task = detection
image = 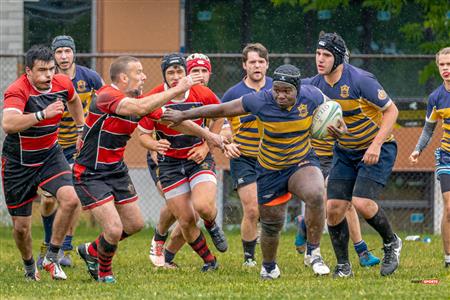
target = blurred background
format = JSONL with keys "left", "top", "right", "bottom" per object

{"left": 1, "top": 0, "right": 449, "bottom": 234}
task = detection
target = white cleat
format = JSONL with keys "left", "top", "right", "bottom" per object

{"left": 260, "top": 264, "right": 281, "bottom": 280}
{"left": 243, "top": 258, "right": 257, "bottom": 267}
{"left": 149, "top": 236, "right": 165, "bottom": 267}
{"left": 304, "top": 248, "right": 330, "bottom": 276}
{"left": 42, "top": 256, "right": 67, "bottom": 280}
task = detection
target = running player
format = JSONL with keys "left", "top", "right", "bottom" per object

{"left": 1, "top": 45, "right": 85, "bottom": 281}
{"left": 221, "top": 43, "right": 273, "bottom": 266}
{"left": 409, "top": 47, "right": 450, "bottom": 268}
{"left": 163, "top": 64, "right": 332, "bottom": 279}
{"left": 73, "top": 56, "right": 222, "bottom": 283}
{"left": 140, "top": 53, "right": 226, "bottom": 271}
{"left": 37, "top": 35, "right": 104, "bottom": 268}
{"left": 310, "top": 32, "right": 401, "bottom": 277}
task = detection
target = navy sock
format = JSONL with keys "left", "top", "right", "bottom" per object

{"left": 306, "top": 242, "right": 319, "bottom": 255}
{"left": 262, "top": 261, "right": 276, "bottom": 272}
{"left": 365, "top": 208, "right": 395, "bottom": 244}
{"left": 353, "top": 240, "right": 368, "bottom": 256}
{"left": 47, "top": 243, "right": 61, "bottom": 262}
{"left": 328, "top": 219, "right": 350, "bottom": 264}
{"left": 154, "top": 228, "right": 168, "bottom": 242}
{"left": 164, "top": 249, "right": 176, "bottom": 263}
{"left": 42, "top": 211, "right": 56, "bottom": 245}
{"left": 62, "top": 235, "right": 73, "bottom": 251}
{"left": 23, "top": 257, "right": 35, "bottom": 274}
{"left": 242, "top": 239, "right": 257, "bottom": 260}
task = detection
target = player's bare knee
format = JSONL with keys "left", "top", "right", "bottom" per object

{"left": 303, "top": 190, "right": 324, "bottom": 210}
{"left": 178, "top": 214, "right": 197, "bottom": 229}
{"left": 244, "top": 206, "right": 259, "bottom": 223}
{"left": 13, "top": 222, "right": 30, "bottom": 238}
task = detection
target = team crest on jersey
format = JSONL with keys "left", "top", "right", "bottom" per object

{"left": 298, "top": 104, "right": 308, "bottom": 117}
{"left": 340, "top": 85, "right": 350, "bottom": 98}
{"left": 201, "top": 161, "right": 210, "bottom": 170}
{"left": 378, "top": 89, "right": 387, "bottom": 100}
{"left": 128, "top": 182, "right": 136, "bottom": 194}
{"left": 77, "top": 80, "right": 87, "bottom": 92}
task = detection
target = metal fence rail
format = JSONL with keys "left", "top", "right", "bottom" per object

{"left": 0, "top": 53, "right": 443, "bottom": 235}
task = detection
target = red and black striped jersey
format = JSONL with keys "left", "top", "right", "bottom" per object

{"left": 2, "top": 74, "right": 75, "bottom": 166}
{"left": 76, "top": 85, "right": 162, "bottom": 171}
{"left": 138, "top": 84, "right": 220, "bottom": 159}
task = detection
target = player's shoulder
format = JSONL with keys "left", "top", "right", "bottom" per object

{"left": 97, "top": 84, "right": 117, "bottom": 95}
{"left": 75, "top": 64, "right": 102, "bottom": 81}
{"left": 222, "top": 80, "right": 248, "bottom": 100}
{"left": 5, "top": 74, "right": 29, "bottom": 93}
{"left": 429, "top": 84, "right": 447, "bottom": 101}
{"left": 346, "top": 64, "right": 377, "bottom": 84}
{"left": 53, "top": 73, "right": 73, "bottom": 90}
{"left": 300, "top": 84, "right": 323, "bottom": 97}
{"left": 190, "top": 84, "right": 213, "bottom": 95}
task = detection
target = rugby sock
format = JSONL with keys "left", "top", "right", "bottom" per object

{"left": 154, "top": 228, "right": 168, "bottom": 242}
{"left": 353, "top": 240, "right": 368, "bottom": 256}
{"left": 23, "top": 257, "right": 35, "bottom": 274}
{"left": 120, "top": 231, "right": 130, "bottom": 241}
{"left": 42, "top": 211, "right": 56, "bottom": 245}
{"left": 62, "top": 235, "right": 73, "bottom": 251}
{"left": 189, "top": 232, "right": 215, "bottom": 263}
{"left": 306, "top": 242, "right": 319, "bottom": 255}
{"left": 445, "top": 254, "right": 450, "bottom": 263}
{"left": 365, "top": 208, "right": 396, "bottom": 244}
{"left": 98, "top": 235, "right": 117, "bottom": 278}
{"left": 328, "top": 219, "right": 350, "bottom": 264}
{"left": 262, "top": 261, "right": 276, "bottom": 273}
{"left": 300, "top": 218, "right": 307, "bottom": 238}
{"left": 164, "top": 249, "right": 176, "bottom": 263}
{"left": 47, "top": 243, "right": 61, "bottom": 262}
{"left": 242, "top": 238, "right": 257, "bottom": 260}
{"left": 203, "top": 218, "right": 215, "bottom": 230}
{"left": 88, "top": 235, "right": 100, "bottom": 257}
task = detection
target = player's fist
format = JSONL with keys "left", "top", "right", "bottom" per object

{"left": 409, "top": 150, "right": 420, "bottom": 165}
{"left": 44, "top": 100, "right": 65, "bottom": 119}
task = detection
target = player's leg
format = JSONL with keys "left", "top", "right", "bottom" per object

{"left": 352, "top": 142, "right": 401, "bottom": 276}
{"left": 231, "top": 156, "right": 259, "bottom": 265}
{"left": 37, "top": 193, "right": 57, "bottom": 268}
{"left": 150, "top": 204, "right": 176, "bottom": 267}
{"left": 288, "top": 165, "right": 329, "bottom": 275}
{"left": 438, "top": 173, "right": 450, "bottom": 267}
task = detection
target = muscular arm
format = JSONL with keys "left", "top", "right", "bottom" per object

{"left": 371, "top": 102, "right": 399, "bottom": 147}
{"left": 414, "top": 121, "right": 437, "bottom": 153}
{"left": 2, "top": 111, "right": 40, "bottom": 134}
{"left": 66, "top": 92, "right": 85, "bottom": 126}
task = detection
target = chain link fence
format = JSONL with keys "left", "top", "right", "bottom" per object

{"left": 0, "top": 53, "right": 444, "bottom": 235}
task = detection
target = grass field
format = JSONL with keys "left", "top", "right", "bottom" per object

{"left": 0, "top": 225, "right": 449, "bottom": 299}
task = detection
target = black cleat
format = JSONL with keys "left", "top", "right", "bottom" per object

{"left": 201, "top": 258, "right": 219, "bottom": 272}
{"left": 332, "top": 263, "right": 353, "bottom": 278}
{"left": 76, "top": 243, "right": 98, "bottom": 280}
{"left": 380, "top": 235, "right": 402, "bottom": 276}
{"left": 206, "top": 224, "right": 228, "bottom": 253}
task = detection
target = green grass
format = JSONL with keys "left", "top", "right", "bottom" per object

{"left": 0, "top": 225, "right": 449, "bottom": 299}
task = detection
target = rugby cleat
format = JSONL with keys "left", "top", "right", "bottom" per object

{"left": 242, "top": 258, "right": 257, "bottom": 267}
{"left": 98, "top": 275, "right": 116, "bottom": 283}
{"left": 304, "top": 248, "right": 330, "bottom": 275}
{"left": 36, "top": 242, "right": 48, "bottom": 269}
{"left": 76, "top": 243, "right": 98, "bottom": 280}
{"left": 359, "top": 250, "right": 380, "bottom": 267}
{"left": 59, "top": 250, "right": 73, "bottom": 267}
{"left": 206, "top": 224, "right": 228, "bottom": 253}
{"left": 149, "top": 236, "right": 165, "bottom": 267}
{"left": 333, "top": 263, "right": 353, "bottom": 278}
{"left": 201, "top": 258, "right": 219, "bottom": 272}
{"left": 260, "top": 264, "right": 281, "bottom": 280}
{"left": 42, "top": 256, "right": 67, "bottom": 280}
{"left": 380, "top": 235, "right": 402, "bottom": 276}
{"left": 163, "top": 261, "right": 179, "bottom": 269}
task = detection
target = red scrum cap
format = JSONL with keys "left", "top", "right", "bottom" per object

{"left": 186, "top": 53, "right": 211, "bottom": 73}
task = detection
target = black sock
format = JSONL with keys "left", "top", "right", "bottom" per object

{"left": 328, "top": 219, "right": 350, "bottom": 265}
{"left": 46, "top": 243, "right": 61, "bottom": 262}
{"left": 365, "top": 208, "right": 395, "bottom": 244}
{"left": 164, "top": 249, "right": 176, "bottom": 263}
{"left": 154, "top": 228, "right": 168, "bottom": 242}
{"left": 242, "top": 239, "right": 257, "bottom": 260}
{"left": 262, "top": 261, "right": 276, "bottom": 272}
{"left": 23, "top": 257, "right": 35, "bottom": 274}
{"left": 42, "top": 211, "right": 56, "bottom": 245}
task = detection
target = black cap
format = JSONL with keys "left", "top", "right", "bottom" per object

{"left": 317, "top": 32, "right": 347, "bottom": 72}
{"left": 51, "top": 35, "right": 76, "bottom": 53}
{"left": 161, "top": 53, "right": 186, "bottom": 85}
{"left": 272, "top": 64, "right": 301, "bottom": 91}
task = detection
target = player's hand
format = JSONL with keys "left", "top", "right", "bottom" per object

{"left": 409, "top": 150, "right": 420, "bottom": 165}
{"left": 177, "top": 73, "right": 203, "bottom": 92}
{"left": 44, "top": 100, "right": 65, "bottom": 119}
{"left": 155, "top": 139, "right": 171, "bottom": 155}
{"left": 187, "top": 143, "right": 209, "bottom": 164}
{"left": 75, "top": 135, "right": 82, "bottom": 153}
{"left": 327, "top": 118, "right": 347, "bottom": 138}
{"left": 223, "top": 142, "right": 241, "bottom": 159}
{"left": 362, "top": 143, "right": 381, "bottom": 165}
{"left": 162, "top": 108, "right": 186, "bottom": 127}
{"left": 205, "top": 131, "right": 225, "bottom": 151}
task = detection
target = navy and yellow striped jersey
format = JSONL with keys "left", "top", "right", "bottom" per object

{"left": 306, "top": 64, "right": 394, "bottom": 150}
{"left": 426, "top": 84, "right": 450, "bottom": 152}
{"left": 221, "top": 77, "right": 273, "bottom": 158}
{"left": 311, "top": 137, "right": 335, "bottom": 157}
{"left": 58, "top": 65, "right": 103, "bottom": 148}
{"left": 241, "top": 85, "right": 326, "bottom": 170}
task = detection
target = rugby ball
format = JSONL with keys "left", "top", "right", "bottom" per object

{"left": 311, "top": 101, "right": 343, "bottom": 139}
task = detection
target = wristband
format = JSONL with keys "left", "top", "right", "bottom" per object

{"left": 35, "top": 110, "right": 45, "bottom": 121}
{"left": 76, "top": 125, "right": 84, "bottom": 133}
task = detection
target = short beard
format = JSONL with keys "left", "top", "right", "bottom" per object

{"left": 127, "top": 89, "right": 141, "bottom": 98}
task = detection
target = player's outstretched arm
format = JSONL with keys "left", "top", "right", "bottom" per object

{"left": 2, "top": 100, "right": 65, "bottom": 134}
{"left": 171, "top": 120, "right": 224, "bottom": 150}
{"left": 409, "top": 121, "right": 437, "bottom": 164}
{"left": 116, "top": 73, "right": 203, "bottom": 117}
{"left": 162, "top": 97, "right": 245, "bottom": 126}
